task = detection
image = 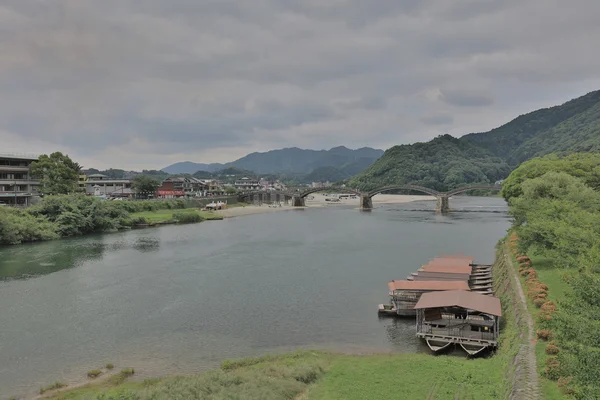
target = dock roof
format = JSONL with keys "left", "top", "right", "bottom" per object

{"left": 388, "top": 280, "right": 470, "bottom": 291}
{"left": 414, "top": 290, "right": 502, "bottom": 316}
{"left": 420, "top": 263, "right": 473, "bottom": 274}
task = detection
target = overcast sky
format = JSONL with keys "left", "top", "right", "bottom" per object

{"left": 1, "top": 0, "right": 600, "bottom": 170}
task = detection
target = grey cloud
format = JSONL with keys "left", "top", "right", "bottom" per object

{"left": 1, "top": 0, "right": 600, "bottom": 169}
{"left": 439, "top": 90, "right": 495, "bottom": 107}
{"left": 421, "top": 114, "right": 454, "bottom": 125}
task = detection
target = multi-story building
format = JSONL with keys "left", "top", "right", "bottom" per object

{"left": 311, "top": 181, "right": 331, "bottom": 189}
{"left": 84, "top": 173, "right": 133, "bottom": 197}
{"left": 234, "top": 177, "right": 261, "bottom": 191}
{"left": 0, "top": 153, "right": 40, "bottom": 206}
{"left": 156, "top": 177, "right": 208, "bottom": 198}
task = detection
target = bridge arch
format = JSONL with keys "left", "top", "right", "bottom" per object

{"left": 367, "top": 184, "right": 440, "bottom": 198}
{"left": 445, "top": 184, "right": 500, "bottom": 197}
{"left": 299, "top": 187, "right": 362, "bottom": 198}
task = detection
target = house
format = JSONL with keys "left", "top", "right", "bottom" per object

{"left": 0, "top": 153, "right": 40, "bottom": 206}
{"left": 311, "top": 181, "right": 331, "bottom": 188}
{"left": 414, "top": 290, "right": 502, "bottom": 355}
{"left": 234, "top": 177, "right": 261, "bottom": 191}
{"left": 156, "top": 177, "right": 208, "bottom": 198}
{"left": 85, "top": 174, "right": 133, "bottom": 197}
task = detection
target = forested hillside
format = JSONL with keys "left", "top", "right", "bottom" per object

{"left": 349, "top": 135, "right": 510, "bottom": 191}
{"left": 350, "top": 90, "right": 600, "bottom": 190}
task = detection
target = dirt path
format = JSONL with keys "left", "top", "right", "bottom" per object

{"left": 504, "top": 250, "right": 540, "bottom": 400}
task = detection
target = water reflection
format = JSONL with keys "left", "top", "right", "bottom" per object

{"left": 0, "top": 234, "right": 161, "bottom": 280}
{"left": 0, "top": 241, "right": 105, "bottom": 280}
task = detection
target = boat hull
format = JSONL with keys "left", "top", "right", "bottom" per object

{"left": 426, "top": 339, "right": 452, "bottom": 352}
{"left": 460, "top": 343, "right": 489, "bottom": 356}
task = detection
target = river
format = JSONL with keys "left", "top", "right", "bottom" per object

{"left": 0, "top": 197, "right": 509, "bottom": 399}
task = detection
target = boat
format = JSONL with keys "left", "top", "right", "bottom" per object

{"left": 426, "top": 339, "right": 453, "bottom": 352}
{"left": 378, "top": 303, "right": 398, "bottom": 316}
{"left": 460, "top": 343, "right": 488, "bottom": 356}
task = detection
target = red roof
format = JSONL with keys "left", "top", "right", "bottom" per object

{"left": 388, "top": 280, "right": 470, "bottom": 292}
{"left": 414, "top": 290, "right": 502, "bottom": 316}
{"left": 420, "top": 263, "right": 473, "bottom": 274}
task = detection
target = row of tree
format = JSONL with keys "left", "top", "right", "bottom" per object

{"left": 30, "top": 152, "right": 162, "bottom": 197}
{"left": 504, "top": 153, "right": 600, "bottom": 398}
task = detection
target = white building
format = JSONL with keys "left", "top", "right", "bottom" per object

{"left": 234, "top": 177, "right": 261, "bottom": 191}
{"left": 85, "top": 174, "right": 132, "bottom": 197}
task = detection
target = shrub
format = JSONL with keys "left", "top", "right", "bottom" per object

{"left": 533, "top": 298, "right": 546, "bottom": 308}
{"left": 557, "top": 376, "right": 575, "bottom": 395}
{"left": 517, "top": 256, "right": 531, "bottom": 263}
{"left": 87, "top": 369, "right": 102, "bottom": 378}
{"left": 520, "top": 269, "right": 529, "bottom": 276}
{"left": 526, "top": 269, "right": 538, "bottom": 279}
{"left": 172, "top": 211, "right": 203, "bottom": 224}
{"left": 39, "top": 381, "right": 67, "bottom": 394}
{"left": 106, "top": 363, "right": 114, "bottom": 370}
{"left": 128, "top": 217, "right": 148, "bottom": 226}
{"left": 545, "top": 357, "right": 561, "bottom": 380}
{"left": 537, "top": 329, "right": 553, "bottom": 341}
{"left": 108, "top": 368, "right": 135, "bottom": 385}
{"left": 541, "top": 301, "right": 557, "bottom": 312}
{"left": 546, "top": 343, "right": 560, "bottom": 355}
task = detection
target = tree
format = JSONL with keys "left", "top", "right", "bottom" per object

{"left": 225, "top": 186, "right": 238, "bottom": 195}
{"left": 132, "top": 175, "right": 161, "bottom": 198}
{"left": 30, "top": 152, "right": 80, "bottom": 195}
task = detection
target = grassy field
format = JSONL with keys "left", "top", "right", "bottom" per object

{"left": 42, "top": 350, "right": 517, "bottom": 400}
{"left": 129, "top": 209, "right": 223, "bottom": 224}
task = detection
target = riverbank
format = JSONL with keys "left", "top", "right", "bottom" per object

{"left": 215, "top": 194, "right": 435, "bottom": 218}
{"left": 37, "top": 244, "right": 525, "bottom": 400}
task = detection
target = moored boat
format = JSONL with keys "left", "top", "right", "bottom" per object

{"left": 378, "top": 303, "right": 398, "bottom": 316}
{"left": 460, "top": 343, "right": 488, "bottom": 356}
{"left": 426, "top": 339, "right": 452, "bottom": 352}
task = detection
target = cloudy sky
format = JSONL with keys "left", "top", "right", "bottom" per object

{"left": 1, "top": 0, "right": 600, "bottom": 170}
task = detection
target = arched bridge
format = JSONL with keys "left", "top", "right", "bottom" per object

{"left": 238, "top": 184, "right": 501, "bottom": 213}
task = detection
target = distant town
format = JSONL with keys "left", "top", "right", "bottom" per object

{"left": 0, "top": 153, "right": 333, "bottom": 206}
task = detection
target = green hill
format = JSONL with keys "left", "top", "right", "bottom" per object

{"left": 349, "top": 90, "right": 600, "bottom": 191}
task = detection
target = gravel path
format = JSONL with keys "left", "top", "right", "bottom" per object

{"left": 505, "top": 250, "right": 540, "bottom": 400}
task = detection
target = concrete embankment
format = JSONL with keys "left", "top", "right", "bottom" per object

{"left": 493, "top": 243, "right": 540, "bottom": 399}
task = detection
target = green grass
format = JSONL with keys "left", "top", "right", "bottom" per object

{"left": 530, "top": 255, "right": 570, "bottom": 302}
{"left": 129, "top": 209, "right": 222, "bottom": 224}
{"left": 307, "top": 354, "right": 506, "bottom": 399}
{"left": 40, "top": 381, "right": 68, "bottom": 394}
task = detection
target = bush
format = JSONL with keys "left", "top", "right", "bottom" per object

{"left": 557, "top": 376, "right": 575, "bottom": 395}
{"left": 537, "top": 329, "right": 553, "bottom": 341}
{"left": 128, "top": 217, "right": 148, "bottom": 226}
{"left": 106, "top": 363, "right": 114, "bottom": 370}
{"left": 541, "top": 301, "right": 557, "bottom": 312}
{"left": 517, "top": 256, "right": 531, "bottom": 263}
{"left": 533, "top": 298, "right": 546, "bottom": 308}
{"left": 0, "top": 207, "right": 59, "bottom": 244}
{"left": 545, "top": 357, "right": 561, "bottom": 380}
{"left": 87, "top": 369, "right": 102, "bottom": 378}
{"left": 108, "top": 368, "right": 135, "bottom": 386}
{"left": 546, "top": 343, "right": 560, "bottom": 355}
{"left": 526, "top": 269, "right": 538, "bottom": 279}
{"left": 39, "top": 381, "right": 67, "bottom": 394}
{"left": 172, "top": 211, "right": 203, "bottom": 224}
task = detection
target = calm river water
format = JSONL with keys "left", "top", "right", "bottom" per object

{"left": 0, "top": 197, "right": 509, "bottom": 398}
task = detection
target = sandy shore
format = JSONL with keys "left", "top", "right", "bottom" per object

{"left": 216, "top": 194, "right": 434, "bottom": 218}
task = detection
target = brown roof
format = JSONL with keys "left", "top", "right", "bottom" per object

{"left": 420, "top": 264, "right": 473, "bottom": 274}
{"left": 388, "top": 280, "right": 470, "bottom": 291}
{"left": 413, "top": 290, "right": 502, "bottom": 316}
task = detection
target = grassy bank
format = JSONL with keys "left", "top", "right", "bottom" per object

{"left": 42, "top": 351, "right": 514, "bottom": 400}
{"left": 39, "top": 248, "right": 523, "bottom": 400}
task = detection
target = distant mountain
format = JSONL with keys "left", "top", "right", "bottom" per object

{"left": 162, "top": 161, "right": 224, "bottom": 175}
{"left": 162, "top": 146, "right": 384, "bottom": 176}
{"left": 350, "top": 90, "right": 600, "bottom": 191}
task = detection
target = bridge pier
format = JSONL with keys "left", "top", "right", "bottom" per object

{"left": 436, "top": 196, "right": 449, "bottom": 213}
{"left": 360, "top": 195, "right": 373, "bottom": 210}
{"left": 292, "top": 196, "right": 305, "bottom": 207}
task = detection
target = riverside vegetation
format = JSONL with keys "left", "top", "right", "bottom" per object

{"left": 503, "top": 153, "right": 600, "bottom": 398}
{"left": 0, "top": 195, "right": 221, "bottom": 245}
